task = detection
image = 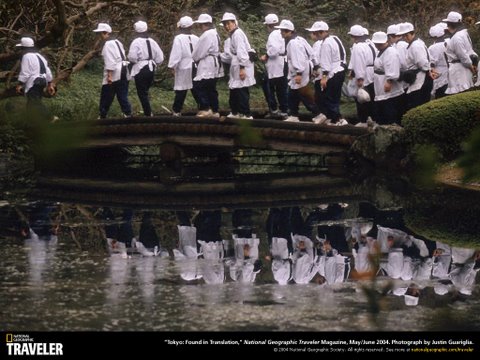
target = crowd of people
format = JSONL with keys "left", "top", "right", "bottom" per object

{"left": 14, "top": 11, "right": 480, "bottom": 125}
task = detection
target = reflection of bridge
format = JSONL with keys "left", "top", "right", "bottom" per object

{"left": 35, "top": 172, "right": 367, "bottom": 210}
{"left": 56, "top": 116, "right": 370, "bottom": 155}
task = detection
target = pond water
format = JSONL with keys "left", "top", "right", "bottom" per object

{"left": 1, "top": 153, "right": 479, "bottom": 332}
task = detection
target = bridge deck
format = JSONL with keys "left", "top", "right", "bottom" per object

{"left": 54, "top": 116, "right": 370, "bottom": 155}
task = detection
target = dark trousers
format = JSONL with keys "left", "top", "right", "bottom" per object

{"left": 316, "top": 70, "right": 345, "bottom": 122}
{"left": 263, "top": 75, "right": 288, "bottom": 113}
{"left": 355, "top": 82, "right": 375, "bottom": 122}
{"left": 134, "top": 66, "right": 154, "bottom": 116}
{"left": 26, "top": 84, "right": 49, "bottom": 120}
{"left": 374, "top": 95, "right": 403, "bottom": 125}
{"left": 405, "top": 74, "right": 433, "bottom": 112}
{"left": 434, "top": 84, "right": 448, "bottom": 99}
{"left": 99, "top": 78, "right": 132, "bottom": 118}
{"left": 172, "top": 87, "right": 200, "bottom": 113}
{"left": 288, "top": 86, "right": 318, "bottom": 116}
{"left": 229, "top": 87, "right": 251, "bottom": 116}
{"left": 194, "top": 78, "right": 218, "bottom": 112}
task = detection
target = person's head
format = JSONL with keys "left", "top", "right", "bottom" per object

{"left": 275, "top": 19, "right": 295, "bottom": 39}
{"left": 134, "top": 20, "right": 148, "bottom": 35}
{"left": 221, "top": 12, "right": 237, "bottom": 33}
{"left": 194, "top": 13, "right": 213, "bottom": 32}
{"left": 263, "top": 14, "right": 279, "bottom": 33}
{"left": 404, "top": 285, "right": 420, "bottom": 306}
{"left": 443, "top": 11, "right": 462, "bottom": 34}
{"left": 305, "top": 21, "right": 329, "bottom": 41}
{"left": 15, "top": 37, "right": 35, "bottom": 53}
{"left": 243, "top": 243, "right": 251, "bottom": 258}
{"left": 386, "top": 234, "right": 395, "bottom": 247}
{"left": 93, "top": 22, "right": 112, "bottom": 40}
{"left": 429, "top": 23, "right": 448, "bottom": 40}
{"left": 397, "top": 22, "right": 415, "bottom": 43}
{"left": 177, "top": 16, "right": 193, "bottom": 34}
{"left": 386, "top": 24, "right": 400, "bottom": 44}
{"left": 348, "top": 25, "right": 365, "bottom": 44}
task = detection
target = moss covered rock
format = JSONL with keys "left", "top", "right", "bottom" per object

{"left": 402, "top": 90, "right": 480, "bottom": 161}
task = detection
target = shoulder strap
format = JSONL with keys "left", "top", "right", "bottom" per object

{"left": 367, "top": 43, "right": 376, "bottom": 65}
{"left": 36, "top": 55, "right": 46, "bottom": 75}
{"left": 146, "top": 39, "right": 153, "bottom": 60}
{"left": 114, "top": 40, "right": 126, "bottom": 61}
{"left": 332, "top": 36, "right": 346, "bottom": 63}
{"left": 188, "top": 35, "right": 194, "bottom": 54}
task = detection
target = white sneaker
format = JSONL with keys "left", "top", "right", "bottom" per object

{"left": 355, "top": 122, "right": 368, "bottom": 127}
{"left": 211, "top": 112, "right": 220, "bottom": 118}
{"left": 312, "top": 113, "right": 328, "bottom": 125}
{"left": 284, "top": 116, "right": 300, "bottom": 122}
{"left": 196, "top": 110, "right": 213, "bottom": 117}
{"left": 336, "top": 119, "right": 349, "bottom": 126}
{"left": 227, "top": 112, "right": 238, "bottom": 119}
{"left": 278, "top": 112, "right": 288, "bottom": 118}
{"left": 239, "top": 114, "right": 253, "bottom": 120}
{"left": 172, "top": 112, "right": 181, "bottom": 117}
{"left": 135, "top": 240, "right": 154, "bottom": 256}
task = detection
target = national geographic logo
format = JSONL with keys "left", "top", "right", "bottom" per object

{"left": 5, "top": 334, "right": 63, "bottom": 356}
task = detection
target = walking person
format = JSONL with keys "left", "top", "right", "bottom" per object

{"left": 93, "top": 23, "right": 132, "bottom": 119}
{"left": 15, "top": 37, "right": 56, "bottom": 120}
{"left": 428, "top": 23, "right": 449, "bottom": 99}
{"left": 128, "top": 20, "right": 164, "bottom": 117}
{"left": 191, "top": 14, "right": 224, "bottom": 118}
{"left": 260, "top": 14, "right": 288, "bottom": 118}
{"left": 168, "top": 16, "right": 200, "bottom": 116}
{"left": 221, "top": 12, "right": 256, "bottom": 120}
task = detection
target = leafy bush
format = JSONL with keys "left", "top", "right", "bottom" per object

{"left": 402, "top": 90, "right": 480, "bottom": 161}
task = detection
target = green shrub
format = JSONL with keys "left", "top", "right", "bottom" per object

{"left": 402, "top": 90, "right": 480, "bottom": 161}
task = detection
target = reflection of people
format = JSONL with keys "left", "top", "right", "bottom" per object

{"left": 448, "top": 247, "right": 480, "bottom": 296}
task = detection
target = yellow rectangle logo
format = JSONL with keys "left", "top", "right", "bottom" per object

{"left": 6, "top": 334, "right": 13, "bottom": 343}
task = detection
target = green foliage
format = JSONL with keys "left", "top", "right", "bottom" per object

{"left": 458, "top": 127, "right": 480, "bottom": 182}
{"left": 402, "top": 90, "right": 480, "bottom": 161}
{"left": 412, "top": 144, "right": 440, "bottom": 188}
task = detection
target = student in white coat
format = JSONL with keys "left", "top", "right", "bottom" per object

{"left": 128, "top": 21, "right": 164, "bottom": 117}
{"left": 168, "top": 16, "right": 200, "bottom": 116}
{"left": 221, "top": 12, "right": 256, "bottom": 120}
{"left": 15, "top": 37, "right": 55, "bottom": 119}
{"left": 192, "top": 14, "right": 223, "bottom": 118}
{"left": 277, "top": 20, "right": 317, "bottom": 122}
{"left": 371, "top": 32, "right": 404, "bottom": 125}
{"left": 444, "top": 11, "right": 478, "bottom": 95}
{"left": 396, "top": 22, "right": 433, "bottom": 112}
{"left": 428, "top": 23, "right": 449, "bottom": 99}
{"left": 93, "top": 23, "right": 132, "bottom": 119}
{"left": 260, "top": 14, "right": 288, "bottom": 118}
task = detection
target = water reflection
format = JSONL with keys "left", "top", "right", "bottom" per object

{"left": 1, "top": 198, "right": 479, "bottom": 331}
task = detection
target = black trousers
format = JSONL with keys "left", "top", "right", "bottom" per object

{"left": 134, "top": 66, "right": 154, "bottom": 116}
{"left": 374, "top": 94, "right": 403, "bottom": 125}
{"left": 99, "top": 78, "right": 131, "bottom": 118}
{"left": 194, "top": 78, "right": 219, "bottom": 112}
{"left": 316, "top": 70, "right": 345, "bottom": 122}
{"left": 26, "top": 84, "right": 49, "bottom": 120}
{"left": 355, "top": 82, "right": 375, "bottom": 122}
{"left": 172, "top": 87, "right": 200, "bottom": 113}
{"left": 229, "top": 87, "right": 251, "bottom": 116}
{"left": 263, "top": 75, "right": 288, "bottom": 113}
{"left": 405, "top": 74, "right": 433, "bottom": 112}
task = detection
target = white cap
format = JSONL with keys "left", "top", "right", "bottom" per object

{"left": 93, "top": 23, "right": 112, "bottom": 33}
{"left": 134, "top": 21, "right": 147, "bottom": 33}
{"left": 396, "top": 22, "right": 414, "bottom": 35}
{"left": 177, "top": 16, "right": 193, "bottom": 28}
{"left": 348, "top": 24, "right": 365, "bottom": 37}
{"left": 305, "top": 21, "right": 328, "bottom": 32}
{"left": 434, "top": 284, "right": 449, "bottom": 295}
{"left": 264, "top": 14, "right": 279, "bottom": 25}
{"left": 275, "top": 19, "right": 295, "bottom": 31}
{"left": 371, "top": 31, "right": 388, "bottom": 44}
{"left": 429, "top": 24, "right": 445, "bottom": 38}
{"left": 194, "top": 13, "right": 212, "bottom": 24}
{"left": 15, "top": 37, "right": 34, "bottom": 47}
{"left": 362, "top": 26, "right": 369, "bottom": 35}
{"left": 386, "top": 24, "right": 400, "bottom": 35}
{"left": 221, "top": 12, "right": 236, "bottom": 23}
{"left": 443, "top": 11, "right": 462, "bottom": 23}
{"left": 404, "top": 294, "right": 419, "bottom": 306}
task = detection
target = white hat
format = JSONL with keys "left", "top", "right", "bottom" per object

{"left": 404, "top": 294, "right": 419, "bottom": 306}
{"left": 396, "top": 22, "right": 414, "bottom": 35}
{"left": 386, "top": 24, "right": 400, "bottom": 35}
{"left": 443, "top": 11, "right": 462, "bottom": 23}
{"left": 348, "top": 25, "right": 365, "bottom": 37}
{"left": 362, "top": 27, "right": 369, "bottom": 35}
{"left": 134, "top": 20, "right": 147, "bottom": 33}
{"left": 305, "top": 21, "right": 328, "bottom": 32}
{"left": 93, "top": 23, "right": 112, "bottom": 33}
{"left": 221, "top": 12, "right": 236, "bottom": 23}
{"left": 194, "top": 13, "right": 212, "bottom": 24}
{"left": 275, "top": 19, "right": 295, "bottom": 31}
{"left": 15, "top": 37, "right": 34, "bottom": 47}
{"left": 459, "top": 287, "right": 472, "bottom": 296}
{"left": 264, "top": 14, "right": 279, "bottom": 25}
{"left": 434, "top": 284, "right": 449, "bottom": 295}
{"left": 177, "top": 16, "right": 193, "bottom": 28}
{"left": 357, "top": 88, "right": 371, "bottom": 103}
{"left": 371, "top": 31, "right": 388, "bottom": 44}
{"left": 429, "top": 24, "right": 445, "bottom": 38}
